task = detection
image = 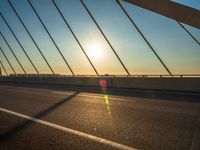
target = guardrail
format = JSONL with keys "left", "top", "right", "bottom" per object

{"left": 1, "top": 74, "right": 200, "bottom": 78}
{"left": 0, "top": 75, "right": 200, "bottom": 92}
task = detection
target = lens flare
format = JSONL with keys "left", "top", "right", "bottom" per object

{"left": 104, "top": 95, "right": 111, "bottom": 114}
{"left": 99, "top": 79, "right": 107, "bottom": 93}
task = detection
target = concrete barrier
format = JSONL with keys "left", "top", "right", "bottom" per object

{"left": 0, "top": 77, "right": 200, "bottom": 92}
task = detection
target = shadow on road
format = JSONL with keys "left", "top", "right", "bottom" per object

{"left": 0, "top": 91, "right": 79, "bottom": 142}
{"left": 0, "top": 86, "right": 18, "bottom": 93}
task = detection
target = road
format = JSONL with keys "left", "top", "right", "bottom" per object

{"left": 0, "top": 83, "right": 200, "bottom": 150}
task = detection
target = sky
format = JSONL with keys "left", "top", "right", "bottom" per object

{"left": 172, "top": 0, "right": 200, "bottom": 10}
{"left": 0, "top": 0, "right": 200, "bottom": 75}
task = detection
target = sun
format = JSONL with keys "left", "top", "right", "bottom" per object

{"left": 87, "top": 43, "right": 102, "bottom": 59}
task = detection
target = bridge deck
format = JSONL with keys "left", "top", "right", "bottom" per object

{"left": 0, "top": 83, "right": 200, "bottom": 150}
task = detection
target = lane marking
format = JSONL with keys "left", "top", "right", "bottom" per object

{"left": 52, "top": 91, "right": 136, "bottom": 102}
{"left": 0, "top": 107, "right": 137, "bottom": 150}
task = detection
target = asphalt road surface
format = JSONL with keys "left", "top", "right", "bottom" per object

{"left": 0, "top": 83, "right": 200, "bottom": 150}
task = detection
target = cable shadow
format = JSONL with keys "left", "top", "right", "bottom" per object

{"left": 0, "top": 91, "right": 79, "bottom": 142}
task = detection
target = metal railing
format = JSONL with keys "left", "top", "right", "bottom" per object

{"left": 1, "top": 74, "right": 199, "bottom": 78}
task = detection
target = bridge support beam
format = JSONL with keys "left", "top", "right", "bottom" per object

{"left": 122, "top": 0, "right": 200, "bottom": 29}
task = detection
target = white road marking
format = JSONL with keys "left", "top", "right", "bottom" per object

{"left": 52, "top": 91, "right": 136, "bottom": 102}
{"left": 0, "top": 107, "right": 137, "bottom": 150}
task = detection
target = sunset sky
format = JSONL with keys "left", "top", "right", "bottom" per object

{"left": 0, "top": 0, "right": 200, "bottom": 75}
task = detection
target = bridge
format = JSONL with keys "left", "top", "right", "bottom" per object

{"left": 0, "top": 0, "right": 200, "bottom": 150}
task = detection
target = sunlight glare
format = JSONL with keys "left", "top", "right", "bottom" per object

{"left": 87, "top": 43, "right": 102, "bottom": 59}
